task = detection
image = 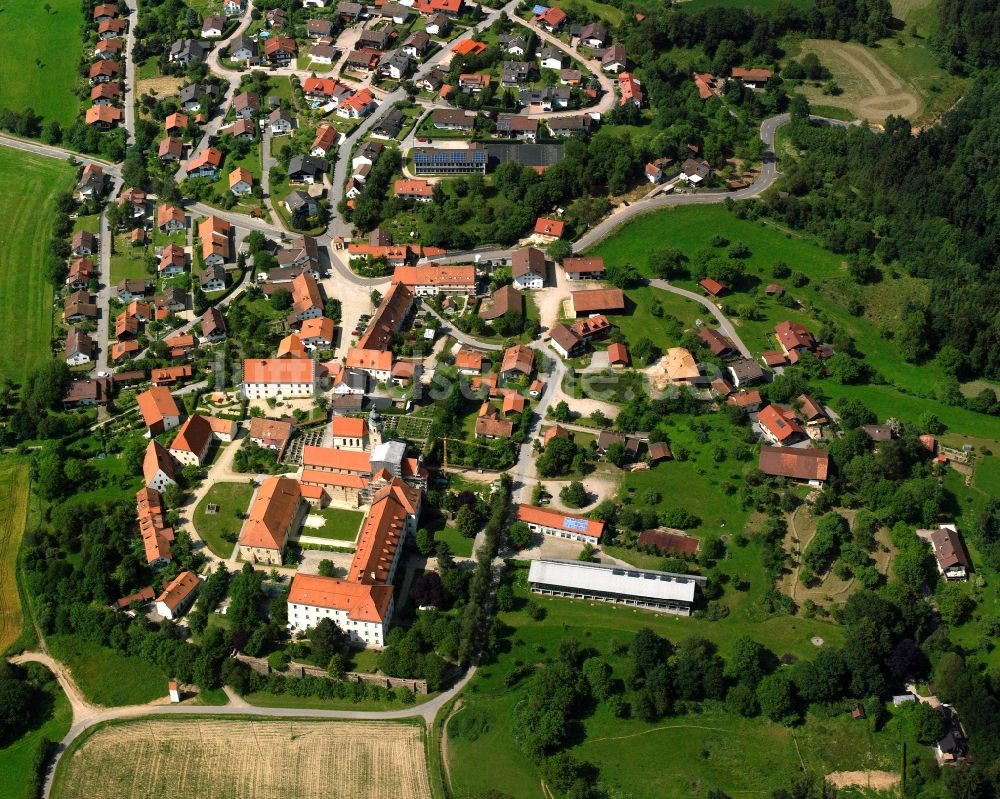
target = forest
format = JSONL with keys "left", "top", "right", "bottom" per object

{"left": 759, "top": 0, "right": 1000, "bottom": 380}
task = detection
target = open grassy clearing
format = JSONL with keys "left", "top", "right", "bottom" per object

{"left": 973, "top": 456, "right": 1000, "bottom": 497}
{"left": 194, "top": 480, "right": 256, "bottom": 558}
{"left": 448, "top": 564, "right": 849, "bottom": 799}
{"left": 616, "top": 285, "right": 703, "bottom": 355}
{"left": 0, "top": 666, "right": 72, "bottom": 799}
{"left": 47, "top": 634, "right": 169, "bottom": 706}
{"left": 0, "top": 460, "right": 30, "bottom": 653}
{"left": 784, "top": 0, "right": 967, "bottom": 127}
{"left": 0, "top": 147, "right": 75, "bottom": 384}
{"left": 53, "top": 717, "right": 433, "bottom": 799}
{"left": 0, "top": 0, "right": 82, "bottom": 126}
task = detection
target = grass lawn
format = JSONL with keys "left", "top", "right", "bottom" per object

{"left": 0, "top": 0, "right": 83, "bottom": 126}
{"left": 973, "top": 456, "right": 1000, "bottom": 497}
{"left": 305, "top": 507, "right": 365, "bottom": 542}
{"left": 434, "top": 525, "right": 475, "bottom": 558}
{"left": 617, "top": 285, "right": 704, "bottom": 353}
{"left": 110, "top": 237, "right": 154, "bottom": 283}
{"left": 72, "top": 214, "right": 100, "bottom": 234}
{"left": 448, "top": 563, "right": 850, "bottom": 799}
{"left": 47, "top": 635, "right": 169, "bottom": 706}
{"left": 193, "top": 481, "right": 256, "bottom": 558}
{"left": 0, "top": 665, "right": 72, "bottom": 799}
{"left": 0, "top": 460, "right": 30, "bottom": 653}
{"left": 60, "top": 438, "right": 141, "bottom": 509}
{"left": 0, "top": 148, "right": 75, "bottom": 384}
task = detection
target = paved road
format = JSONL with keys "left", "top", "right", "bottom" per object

{"left": 649, "top": 278, "right": 751, "bottom": 358}
{"left": 92, "top": 176, "right": 123, "bottom": 375}
{"left": 122, "top": 0, "right": 138, "bottom": 145}
{"left": 420, "top": 303, "right": 503, "bottom": 351}
{"left": 0, "top": 133, "right": 121, "bottom": 175}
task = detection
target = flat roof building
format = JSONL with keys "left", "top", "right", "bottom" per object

{"left": 527, "top": 559, "right": 706, "bottom": 616}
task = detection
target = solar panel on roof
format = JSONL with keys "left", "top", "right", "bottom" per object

{"left": 563, "top": 516, "right": 589, "bottom": 532}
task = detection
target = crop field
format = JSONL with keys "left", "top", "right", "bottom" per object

{"left": 0, "top": 147, "right": 75, "bottom": 384}
{"left": 53, "top": 718, "right": 433, "bottom": 799}
{"left": 0, "top": 460, "right": 30, "bottom": 653}
{"left": 0, "top": 0, "right": 82, "bottom": 126}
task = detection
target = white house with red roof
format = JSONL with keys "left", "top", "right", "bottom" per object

{"left": 516, "top": 504, "right": 604, "bottom": 544}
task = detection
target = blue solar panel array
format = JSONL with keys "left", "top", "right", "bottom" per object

{"left": 563, "top": 517, "right": 589, "bottom": 532}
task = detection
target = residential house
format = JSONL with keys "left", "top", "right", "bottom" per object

{"left": 537, "top": 46, "right": 563, "bottom": 70}
{"left": 344, "top": 47, "right": 382, "bottom": 71}
{"left": 269, "top": 107, "right": 294, "bottom": 134}
{"left": 169, "top": 414, "right": 214, "bottom": 466}
{"left": 310, "top": 124, "right": 340, "bottom": 157}
{"left": 115, "top": 279, "right": 151, "bottom": 302}
{"left": 307, "top": 18, "right": 334, "bottom": 37}
{"left": 265, "top": 7, "right": 289, "bottom": 27}
{"left": 158, "top": 243, "right": 186, "bottom": 276}
{"left": 432, "top": 108, "right": 475, "bottom": 131}
{"left": 533, "top": 217, "right": 564, "bottom": 240}
{"left": 661, "top": 347, "right": 701, "bottom": 385}
{"left": 136, "top": 386, "right": 182, "bottom": 435}
{"left": 548, "top": 324, "right": 584, "bottom": 358}
{"left": 394, "top": 178, "right": 434, "bottom": 202}
{"left": 224, "top": 0, "right": 245, "bottom": 15}
{"left": 535, "top": 6, "right": 567, "bottom": 32}
{"left": 562, "top": 256, "right": 605, "bottom": 281}
{"left": 94, "top": 38, "right": 123, "bottom": 59}
{"left": 501, "top": 343, "right": 534, "bottom": 380}
{"left": 415, "top": 68, "right": 447, "bottom": 93}
{"left": 264, "top": 35, "right": 297, "bottom": 65}
{"left": 727, "top": 357, "right": 766, "bottom": 387}
{"left": 549, "top": 114, "right": 593, "bottom": 136}
{"left": 90, "top": 82, "right": 121, "bottom": 105}
{"left": 93, "top": 3, "right": 118, "bottom": 22}
{"left": 153, "top": 287, "right": 186, "bottom": 313}
{"left": 390, "top": 264, "right": 476, "bottom": 296}
{"left": 229, "top": 34, "right": 257, "bottom": 62}
{"left": 155, "top": 571, "right": 200, "bottom": 619}
{"left": 337, "top": 88, "right": 377, "bottom": 118}
{"left": 201, "top": 306, "right": 227, "bottom": 341}
{"left": 698, "top": 327, "right": 734, "bottom": 357}
{"left": 65, "top": 328, "right": 94, "bottom": 366}
{"left": 76, "top": 164, "right": 106, "bottom": 201}
{"left": 85, "top": 105, "right": 122, "bottom": 129}
{"left": 560, "top": 68, "right": 582, "bottom": 85}
{"left": 480, "top": 284, "right": 524, "bottom": 322}
{"left": 200, "top": 263, "right": 228, "bottom": 292}
{"left": 458, "top": 73, "right": 491, "bottom": 93}
{"left": 502, "top": 60, "right": 534, "bottom": 87}
{"left": 249, "top": 417, "right": 295, "bottom": 459}
{"left": 285, "top": 190, "right": 317, "bottom": 218}
{"left": 157, "top": 203, "right": 186, "bottom": 233}
{"left": 66, "top": 257, "right": 94, "bottom": 290}
{"left": 519, "top": 85, "right": 570, "bottom": 110}
{"left": 178, "top": 82, "right": 218, "bottom": 112}
{"left": 499, "top": 33, "right": 528, "bottom": 56}
{"left": 359, "top": 27, "right": 394, "bottom": 51}
{"left": 680, "top": 158, "right": 711, "bottom": 184}
{"left": 300, "top": 316, "right": 336, "bottom": 349}
{"left": 71, "top": 230, "right": 98, "bottom": 256}
{"left": 918, "top": 524, "right": 971, "bottom": 581}
{"left": 185, "top": 146, "right": 223, "bottom": 178}
{"left": 617, "top": 72, "right": 643, "bottom": 106}
{"left": 475, "top": 403, "right": 514, "bottom": 439}
{"left": 496, "top": 113, "right": 538, "bottom": 141}
{"left": 143, "top": 440, "right": 177, "bottom": 492}
{"left": 88, "top": 60, "right": 119, "bottom": 85}
{"left": 425, "top": 12, "right": 450, "bottom": 34}
{"left": 731, "top": 67, "right": 773, "bottom": 89}
{"left": 164, "top": 111, "right": 189, "bottom": 135}
{"left": 201, "top": 14, "right": 226, "bottom": 37}
{"left": 382, "top": 2, "right": 411, "bottom": 23}
{"left": 199, "top": 216, "right": 232, "bottom": 266}
{"left": 401, "top": 30, "right": 430, "bottom": 58}
{"left": 229, "top": 166, "right": 254, "bottom": 196}
{"left": 579, "top": 22, "right": 607, "bottom": 47}
{"left": 601, "top": 44, "right": 626, "bottom": 73}
{"left": 512, "top": 247, "right": 546, "bottom": 290}
{"left": 775, "top": 320, "right": 816, "bottom": 355}
{"left": 158, "top": 137, "right": 183, "bottom": 163}
{"left": 379, "top": 49, "right": 413, "bottom": 80}
{"left": 372, "top": 107, "right": 405, "bottom": 138}
{"left": 233, "top": 91, "right": 261, "bottom": 118}
{"left": 757, "top": 403, "right": 805, "bottom": 445}
{"left": 62, "top": 378, "right": 112, "bottom": 408}
{"left": 63, "top": 290, "right": 97, "bottom": 322}
{"left": 288, "top": 154, "right": 329, "bottom": 184}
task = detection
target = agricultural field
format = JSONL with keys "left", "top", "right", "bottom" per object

{"left": 0, "top": 0, "right": 83, "bottom": 126}
{"left": 0, "top": 147, "right": 76, "bottom": 384}
{"left": 447, "top": 565, "right": 859, "bottom": 799}
{"left": 53, "top": 718, "right": 433, "bottom": 799}
{"left": 0, "top": 459, "right": 30, "bottom": 653}
{"left": 194, "top": 481, "right": 256, "bottom": 558}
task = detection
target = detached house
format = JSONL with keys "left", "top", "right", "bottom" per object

{"left": 512, "top": 247, "right": 546, "bottom": 290}
{"left": 199, "top": 216, "right": 232, "bottom": 266}
{"left": 918, "top": 524, "right": 971, "bottom": 581}
{"left": 563, "top": 257, "right": 605, "bottom": 281}
{"left": 201, "top": 14, "right": 226, "bottom": 37}
{"left": 229, "top": 34, "right": 257, "bottom": 62}
{"left": 269, "top": 107, "right": 294, "bottom": 135}
{"left": 264, "top": 35, "right": 297, "bottom": 65}
{"left": 85, "top": 105, "right": 122, "bottom": 129}
{"left": 534, "top": 6, "right": 567, "bottom": 32}
{"left": 169, "top": 38, "right": 210, "bottom": 66}
{"left": 185, "top": 146, "right": 223, "bottom": 179}
{"left": 288, "top": 154, "right": 329, "bottom": 184}
{"left": 65, "top": 328, "right": 94, "bottom": 366}
{"left": 158, "top": 244, "right": 186, "bottom": 276}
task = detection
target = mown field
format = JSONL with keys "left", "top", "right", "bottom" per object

{"left": 0, "top": 0, "right": 83, "bottom": 126}
{"left": 0, "top": 460, "right": 30, "bottom": 653}
{"left": 446, "top": 566, "right": 880, "bottom": 799}
{"left": 53, "top": 718, "right": 433, "bottom": 799}
{"left": 0, "top": 147, "right": 75, "bottom": 384}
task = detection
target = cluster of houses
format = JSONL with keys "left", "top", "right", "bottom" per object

{"left": 86, "top": 4, "right": 127, "bottom": 130}
{"left": 692, "top": 66, "right": 776, "bottom": 101}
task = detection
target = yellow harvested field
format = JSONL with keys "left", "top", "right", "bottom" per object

{"left": 0, "top": 460, "right": 29, "bottom": 652}
{"left": 55, "top": 718, "right": 433, "bottom": 799}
